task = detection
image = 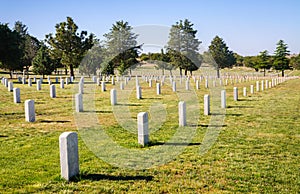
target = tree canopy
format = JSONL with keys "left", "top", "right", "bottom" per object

{"left": 45, "top": 17, "right": 95, "bottom": 77}
{"left": 0, "top": 23, "right": 24, "bottom": 77}
{"left": 273, "top": 40, "right": 290, "bottom": 76}
{"left": 101, "top": 21, "right": 139, "bottom": 75}
{"left": 208, "top": 36, "right": 236, "bottom": 77}
{"left": 32, "top": 44, "right": 55, "bottom": 77}
{"left": 166, "top": 19, "right": 201, "bottom": 76}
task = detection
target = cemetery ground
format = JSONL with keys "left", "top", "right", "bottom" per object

{"left": 0, "top": 70, "right": 299, "bottom": 193}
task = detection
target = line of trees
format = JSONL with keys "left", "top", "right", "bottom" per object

{"left": 1, "top": 17, "right": 299, "bottom": 78}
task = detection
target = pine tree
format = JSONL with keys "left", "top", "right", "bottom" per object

{"left": 102, "top": 21, "right": 139, "bottom": 75}
{"left": 46, "top": 17, "right": 94, "bottom": 77}
{"left": 257, "top": 50, "right": 271, "bottom": 76}
{"left": 166, "top": 19, "right": 201, "bottom": 75}
{"left": 273, "top": 40, "right": 290, "bottom": 77}
{"left": 32, "top": 44, "right": 55, "bottom": 78}
{"left": 208, "top": 36, "right": 236, "bottom": 78}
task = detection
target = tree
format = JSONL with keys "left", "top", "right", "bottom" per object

{"left": 208, "top": 36, "right": 236, "bottom": 78}
{"left": 166, "top": 19, "right": 201, "bottom": 76}
{"left": 79, "top": 41, "right": 103, "bottom": 77}
{"left": 14, "top": 21, "right": 41, "bottom": 76}
{"left": 243, "top": 56, "right": 259, "bottom": 71}
{"left": 32, "top": 44, "right": 55, "bottom": 78}
{"left": 0, "top": 23, "right": 23, "bottom": 77}
{"left": 102, "top": 21, "right": 139, "bottom": 75}
{"left": 45, "top": 17, "right": 95, "bottom": 77}
{"left": 273, "top": 40, "right": 290, "bottom": 77}
{"left": 290, "top": 54, "right": 300, "bottom": 70}
{"left": 257, "top": 50, "right": 272, "bottom": 76}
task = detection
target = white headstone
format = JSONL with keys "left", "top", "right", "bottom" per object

{"left": 172, "top": 81, "right": 176, "bottom": 92}
{"left": 96, "top": 78, "right": 100, "bottom": 86}
{"left": 178, "top": 101, "right": 187, "bottom": 126}
{"left": 50, "top": 84, "right": 56, "bottom": 98}
{"left": 75, "top": 93, "right": 83, "bottom": 112}
{"left": 79, "top": 81, "right": 84, "bottom": 94}
{"left": 221, "top": 90, "right": 226, "bottom": 108}
{"left": 185, "top": 80, "right": 190, "bottom": 90}
{"left": 25, "top": 99, "right": 35, "bottom": 122}
{"left": 265, "top": 80, "right": 269, "bottom": 89}
{"left": 8, "top": 81, "right": 13, "bottom": 92}
{"left": 65, "top": 77, "right": 69, "bottom": 85}
{"left": 111, "top": 76, "right": 115, "bottom": 85}
{"left": 55, "top": 77, "right": 58, "bottom": 83}
{"left": 243, "top": 87, "right": 247, "bottom": 97}
{"left": 261, "top": 80, "right": 264, "bottom": 91}
{"left": 205, "top": 79, "right": 208, "bottom": 88}
{"left": 233, "top": 87, "right": 238, "bottom": 101}
{"left": 250, "top": 85, "right": 254, "bottom": 94}
{"left": 92, "top": 76, "right": 97, "bottom": 83}
{"left": 196, "top": 80, "right": 200, "bottom": 90}
{"left": 101, "top": 81, "right": 106, "bottom": 92}
{"left": 204, "top": 94, "right": 210, "bottom": 115}
{"left": 59, "top": 132, "right": 79, "bottom": 181}
{"left": 156, "top": 83, "right": 161, "bottom": 95}
{"left": 60, "top": 79, "right": 64, "bottom": 89}
{"left": 256, "top": 81, "right": 259, "bottom": 92}
{"left": 36, "top": 80, "right": 41, "bottom": 91}
{"left": 120, "top": 82, "right": 124, "bottom": 90}
{"left": 137, "top": 112, "right": 149, "bottom": 146}
{"left": 22, "top": 77, "right": 26, "bottom": 84}
{"left": 149, "top": 79, "right": 152, "bottom": 87}
{"left": 13, "top": 88, "right": 20, "bottom": 103}
{"left": 110, "top": 89, "right": 117, "bottom": 105}
{"left": 28, "top": 78, "right": 32, "bottom": 87}
{"left": 136, "top": 86, "right": 142, "bottom": 99}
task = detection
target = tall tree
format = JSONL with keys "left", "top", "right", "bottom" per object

{"left": 45, "top": 17, "right": 95, "bottom": 77}
{"left": 166, "top": 19, "right": 201, "bottom": 76}
{"left": 257, "top": 50, "right": 271, "bottom": 76}
{"left": 0, "top": 23, "right": 23, "bottom": 77}
{"left": 273, "top": 40, "right": 290, "bottom": 77}
{"left": 14, "top": 21, "right": 40, "bottom": 76}
{"left": 208, "top": 36, "right": 236, "bottom": 78}
{"left": 102, "top": 21, "right": 139, "bottom": 75}
{"left": 32, "top": 44, "right": 55, "bottom": 78}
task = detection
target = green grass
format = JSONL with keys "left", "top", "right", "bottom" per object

{"left": 0, "top": 71, "right": 299, "bottom": 193}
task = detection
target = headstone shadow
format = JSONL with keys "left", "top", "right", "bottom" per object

{"left": 77, "top": 174, "right": 153, "bottom": 182}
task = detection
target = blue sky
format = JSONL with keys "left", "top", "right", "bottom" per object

{"left": 1, "top": 0, "right": 299, "bottom": 56}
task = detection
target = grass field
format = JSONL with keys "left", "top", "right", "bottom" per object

{"left": 0, "top": 70, "right": 299, "bottom": 193}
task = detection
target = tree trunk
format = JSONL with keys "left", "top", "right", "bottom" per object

{"left": 162, "top": 68, "right": 164, "bottom": 76}
{"left": 190, "top": 70, "right": 193, "bottom": 76}
{"left": 65, "top": 67, "right": 68, "bottom": 75}
{"left": 216, "top": 68, "right": 220, "bottom": 78}
{"left": 179, "top": 68, "right": 182, "bottom": 76}
{"left": 263, "top": 68, "right": 266, "bottom": 77}
{"left": 184, "top": 69, "right": 187, "bottom": 76}
{"left": 70, "top": 64, "right": 74, "bottom": 77}
{"left": 169, "top": 70, "right": 172, "bottom": 76}
{"left": 9, "top": 71, "right": 13, "bottom": 79}
{"left": 282, "top": 70, "right": 284, "bottom": 77}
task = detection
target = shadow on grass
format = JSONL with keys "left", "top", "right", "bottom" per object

{"left": 117, "top": 103, "right": 141, "bottom": 107}
{"left": 40, "top": 120, "right": 71, "bottom": 123}
{"left": 76, "top": 174, "right": 153, "bottom": 182}
{"left": 0, "top": 135, "right": 8, "bottom": 137}
{"left": 84, "top": 110, "right": 113, "bottom": 114}
{"left": 148, "top": 141, "right": 201, "bottom": 146}
{"left": 227, "top": 105, "right": 254, "bottom": 109}
{"left": 198, "top": 124, "right": 227, "bottom": 128}
{"left": 210, "top": 113, "right": 243, "bottom": 116}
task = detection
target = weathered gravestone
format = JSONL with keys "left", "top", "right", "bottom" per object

{"left": 137, "top": 112, "right": 149, "bottom": 146}
{"left": 25, "top": 99, "right": 35, "bottom": 122}
{"left": 59, "top": 132, "right": 79, "bottom": 181}
{"left": 178, "top": 101, "right": 187, "bottom": 126}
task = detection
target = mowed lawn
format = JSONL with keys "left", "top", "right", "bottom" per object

{"left": 0, "top": 72, "right": 299, "bottom": 193}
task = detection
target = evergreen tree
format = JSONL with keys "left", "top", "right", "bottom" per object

{"left": 273, "top": 40, "right": 290, "bottom": 77}
{"left": 0, "top": 23, "right": 23, "bottom": 77}
{"left": 208, "top": 36, "right": 236, "bottom": 78}
{"left": 166, "top": 19, "right": 201, "bottom": 75}
{"left": 46, "top": 17, "right": 94, "bottom": 77}
{"left": 102, "top": 21, "right": 139, "bottom": 75}
{"left": 257, "top": 50, "right": 271, "bottom": 76}
{"left": 32, "top": 44, "right": 55, "bottom": 78}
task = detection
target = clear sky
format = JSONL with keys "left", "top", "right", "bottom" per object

{"left": 1, "top": 0, "right": 299, "bottom": 56}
